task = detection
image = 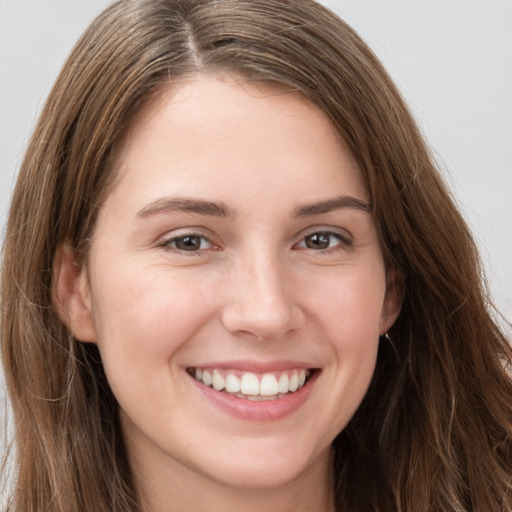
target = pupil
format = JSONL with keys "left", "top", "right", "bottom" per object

{"left": 177, "top": 236, "right": 200, "bottom": 251}
{"left": 306, "top": 233, "right": 329, "bottom": 249}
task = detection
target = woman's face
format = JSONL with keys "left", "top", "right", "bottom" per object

{"left": 66, "top": 75, "right": 399, "bottom": 492}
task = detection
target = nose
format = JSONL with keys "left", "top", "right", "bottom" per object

{"left": 220, "top": 253, "right": 305, "bottom": 341}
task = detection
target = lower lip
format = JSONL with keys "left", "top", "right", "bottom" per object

{"left": 190, "top": 372, "right": 318, "bottom": 422}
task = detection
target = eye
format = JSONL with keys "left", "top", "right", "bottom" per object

{"left": 294, "top": 230, "right": 352, "bottom": 251}
{"left": 160, "top": 234, "right": 216, "bottom": 252}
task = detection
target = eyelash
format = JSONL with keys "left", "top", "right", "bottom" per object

{"left": 158, "top": 232, "right": 218, "bottom": 254}
{"left": 158, "top": 229, "right": 352, "bottom": 255}
{"left": 294, "top": 229, "right": 353, "bottom": 253}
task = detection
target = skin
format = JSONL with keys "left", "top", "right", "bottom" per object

{"left": 56, "top": 75, "right": 400, "bottom": 512}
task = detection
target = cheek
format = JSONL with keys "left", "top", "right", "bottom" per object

{"left": 310, "top": 267, "right": 385, "bottom": 389}
{"left": 307, "top": 264, "right": 387, "bottom": 338}
{"left": 88, "top": 264, "right": 217, "bottom": 379}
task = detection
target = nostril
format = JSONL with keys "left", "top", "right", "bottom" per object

{"left": 221, "top": 305, "right": 301, "bottom": 340}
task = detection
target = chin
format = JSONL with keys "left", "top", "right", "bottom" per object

{"left": 194, "top": 432, "right": 331, "bottom": 490}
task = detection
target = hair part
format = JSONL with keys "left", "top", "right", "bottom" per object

{"left": 2, "top": 1, "right": 511, "bottom": 510}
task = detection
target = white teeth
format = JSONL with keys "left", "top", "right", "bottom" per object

{"left": 192, "top": 368, "right": 311, "bottom": 398}
{"left": 225, "top": 373, "right": 241, "bottom": 393}
{"left": 212, "top": 371, "right": 225, "bottom": 391}
{"left": 240, "top": 372, "right": 259, "bottom": 395}
{"left": 202, "top": 370, "right": 212, "bottom": 387}
{"left": 278, "top": 373, "right": 289, "bottom": 393}
{"left": 260, "top": 374, "right": 279, "bottom": 396}
{"left": 289, "top": 372, "right": 299, "bottom": 392}
{"left": 299, "top": 369, "right": 306, "bottom": 387}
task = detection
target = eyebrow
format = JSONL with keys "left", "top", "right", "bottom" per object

{"left": 136, "top": 197, "right": 234, "bottom": 219}
{"left": 293, "top": 196, "right": 373, "bottom": 217}
{"left": 136, "top": 195, "right": 372, "bottom": 220}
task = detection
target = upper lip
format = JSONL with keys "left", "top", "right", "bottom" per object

{"left": 188, "top": 359, "right": 317, "bottom": 373}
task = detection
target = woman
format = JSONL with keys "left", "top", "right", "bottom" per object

{"left": 1, "top": 0, "right": 511, "bottom": 510}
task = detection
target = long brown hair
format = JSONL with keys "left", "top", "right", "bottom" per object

{"left": 2, "top": 1, "right": 511, "bottom": 510}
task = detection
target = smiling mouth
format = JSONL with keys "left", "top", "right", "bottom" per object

{"left": 187, "top": 368, "right": 315, "bottom": 401}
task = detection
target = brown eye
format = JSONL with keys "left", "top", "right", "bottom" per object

{"left": 162, "top": 234, "right": 214, "bottom": 252}
{"left": 295, "top": 230, "right": 352, "bottom": 252}
{"left": 175, "top": 235, "right": 202, "bottom": 251}
{"left": 304, "top": 233, "right": 332, "bottom": 250}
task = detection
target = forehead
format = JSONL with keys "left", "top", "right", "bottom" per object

{"left": 104, "top": 73, "right": 367, "bottom": 217}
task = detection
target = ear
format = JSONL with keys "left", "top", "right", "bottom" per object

{"left": 53, "top": 242, "right": 97, "bottom": 343}
{"left": 379, "top": 268, "right": 402, "bottom": 335}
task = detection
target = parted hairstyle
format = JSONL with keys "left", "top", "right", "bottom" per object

{"left": 1, "top": 0, "right": 511, "bottom": 510}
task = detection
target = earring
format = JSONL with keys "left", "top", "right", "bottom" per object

{"left": 384, "top": 332, "right": 400, "bottom": 363}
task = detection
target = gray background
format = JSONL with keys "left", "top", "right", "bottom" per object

{"left": 1, "top": 0, "right": 511, "bottom": 502}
